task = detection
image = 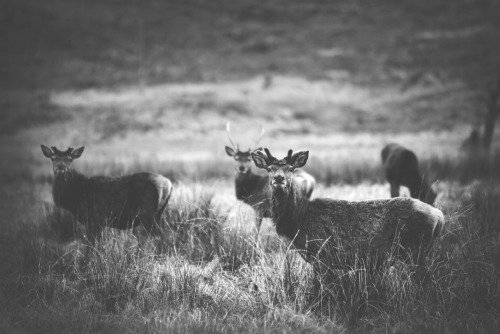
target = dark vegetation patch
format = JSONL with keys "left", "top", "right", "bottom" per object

{"left": 1, "top": 0, "right": 499, "bottom": 133}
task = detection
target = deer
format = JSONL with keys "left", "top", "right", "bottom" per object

{"left": 381, "top": 143, "right": 438, "bottom": 206}
{"left": 41, "top": 145, "right": 173, "bottom": 248}
{"left": 251, "top": 148, "right": 444, "bottom": 277}
{"left": 225, "top": 123, "right": 315, "bottom": 234}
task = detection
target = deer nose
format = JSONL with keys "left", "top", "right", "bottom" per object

{"left": 54, "top": 167, "right": 67, "bottom": 174}
{"left": 238, "top": 166, "right": 246, "bottom": 172}
{"left": 274, "top": 174, "right": 285, "bottom": 183}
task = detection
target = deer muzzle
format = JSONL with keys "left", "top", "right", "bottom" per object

{"left": 272, "top": 174, "right": 286, "bottom": 188}
{"left": 54, "top": 166, "right": 69, "bottom": 175}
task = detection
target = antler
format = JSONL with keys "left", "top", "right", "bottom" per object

{"left": 51, "top": 146, "right": 74, "bottom": 156}
{"left": 251, "top": 125, "right": 266, "bottom": 150}
{"left": 264, "top": 148, "right": 278, "bottom": 162}
{"left": 226, "top": 122, "right": 238, "bottom": 150}
{"left": 263, "top": 148, "right": 297, "bottom": 165}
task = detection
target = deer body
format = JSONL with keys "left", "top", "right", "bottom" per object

{"left": 42, "top": 145, "right": 172, "bottom": 243}
{"left": 234, "top": 168, "right": 272, "bottom": 226}
{"left": 381, "top": 143, "right": 437, "bottom": 206}
{"left": 252, "top": 148, "right": 444, "bottom": 269}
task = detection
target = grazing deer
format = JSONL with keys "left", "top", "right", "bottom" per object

{"left": 251, "top": 148, "right": 444, "bottom": 273}
{"left": 225, "top": 124, "right": 315, "bottom": 233}
{"left": 41, "top": 145, "right": 173, "bottom": 246}
{"left": 381, "top": 143, "right": 438, "bottom": 206}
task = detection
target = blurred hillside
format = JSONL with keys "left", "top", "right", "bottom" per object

{"left": 1, "top": 0, "right": 499, "bottom": 137}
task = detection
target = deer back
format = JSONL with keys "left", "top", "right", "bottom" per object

{"left": 293, "top": 169, "right": 315, "bottom": 199}
{"left": 280, "top": 196, "right": 443, "bottom": 264}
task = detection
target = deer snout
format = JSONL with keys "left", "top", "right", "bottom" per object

{"left": 53, "top": 165, "right": 69, "bottom": 174}
{"left": 272, "top": 174, "right": 286, "bottom": 188}
{"left": 238, "top": 165, "right": 247, "bottom": 173}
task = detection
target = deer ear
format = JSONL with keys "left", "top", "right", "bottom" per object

{"left": 71, "top": 146, "right": 85, "bottom": 159}
{"left": 41, "top": 145, "right": 54, "bottom": 158}
{"left": 251, "top": 150, "right": 269, "bottom": 170}
{"left": 225, "top": 146, "right": 235, "bottom": 157}
{"left": 292, "top": 150, "right": 309, "bottom": 168}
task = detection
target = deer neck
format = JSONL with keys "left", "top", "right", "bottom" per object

{"left": 271, "top": 181, "right": 306, "bottom": 241}
{"left": 235, "top": 169, "right": 260, "bottom": 200}
{"left": 52, "top": 169, "right": 86, "bottom": 212}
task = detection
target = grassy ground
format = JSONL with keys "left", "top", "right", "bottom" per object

{"left": 1, "top": 0, "right": 500, "bottom": 333}
{"left": 2, "top": 178, "right": 500, "bottom": 333}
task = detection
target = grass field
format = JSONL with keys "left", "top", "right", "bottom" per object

{"left": 1, "top": 0, "right": 500, "bottom": 333}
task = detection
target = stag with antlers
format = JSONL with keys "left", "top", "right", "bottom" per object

{"left": 251, "top": 148, "right": 444, "bottom": 274}
{"left": 225, "top": 124, "right": 315, "bottom": 234}
{"left": 41, "top": 145, "right": 173, "bottom": 247}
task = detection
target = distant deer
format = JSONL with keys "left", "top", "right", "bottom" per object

{"left": 251, "top": 148, "right": 444, "bottom": 273}
{"left": 225, "top": 124, "right": 315, "bottom": 233}
{"left": 41, "top": 145, "right": 173, "bottom": 246}
{"left": 381, "top": 143, "right": 438, "bottom": 206}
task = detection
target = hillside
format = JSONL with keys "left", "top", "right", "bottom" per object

{"left": 1, "top": 0, "right": 499, "bottom": 138}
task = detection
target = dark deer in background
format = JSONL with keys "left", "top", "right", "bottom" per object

{"left": 252, "top": 148, "right": 444, "bottom": 273}
{"left": 41, "top": 145, "right": 173, "bottom": 246}
{"left": 225, "top": 124, "right": 315, "bottom": 233}
{"left": 381, "top": 143, "right": 438, "bottom": 206}
{"left": 461, "top": 75, "right": 500, "bottom": 153}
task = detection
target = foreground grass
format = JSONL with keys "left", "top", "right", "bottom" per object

{"left": 1, "top": 181, "right": 500, "bottom": 333}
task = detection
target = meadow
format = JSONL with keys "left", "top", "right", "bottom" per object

{"left": 1, "top": 0, "right": 500, "bottom": 333}
{"left": 3, "top": 152, "right": 500, "bottom": 333}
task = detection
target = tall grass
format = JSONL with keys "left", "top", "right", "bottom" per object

{"left": 162, "top": 184, "right": 223, "bottom": 261}
{"left": 13, "top": 185, "right": 334, "bottom": 332}
{"left": 5, "top": 179, "right": 500, "bottom": 333}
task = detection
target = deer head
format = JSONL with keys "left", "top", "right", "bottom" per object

{"left": 41, "top": 145, "right": 84, "bottom": 177}
{"left": 251, "top": 148, "right": 309, "bottom": 191}
{"left": 225, "top": 147, "right": 259, "bottom": 174}
{"left": 225, "top": 122, "right": 265, "bottom": 174}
